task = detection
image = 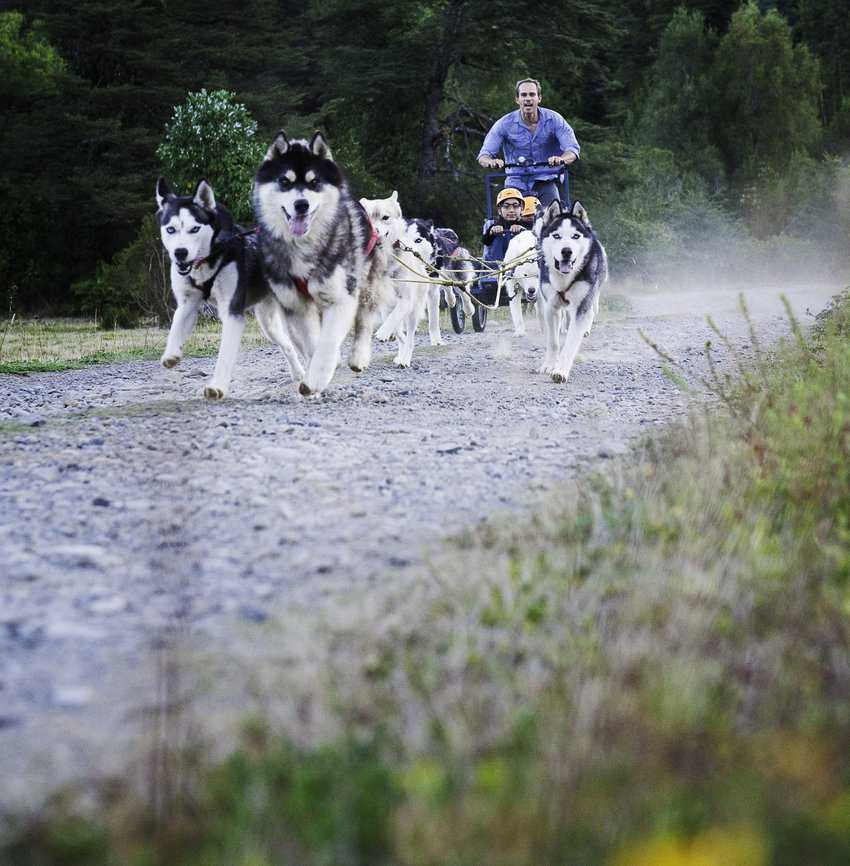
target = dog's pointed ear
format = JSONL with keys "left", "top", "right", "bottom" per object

{"left": 534, "top": 199, "right": 561, "bottom": 236}
{"left": 265, "top": 131, "right": 290, "bottom": 162}
{"left": 390, "top": 190, "right": 398, "bottom": 202}
{"left": 543, "top": 199, "right": 562, "bottom": 224}
{"left": 310, "top": 131, "right": 333, "bottom": 161}
{"left": 193, "top": 179, "right": 216, "bottom": 211}
{"left": 571, "top": 200, "right": 591, "bottom": 227}
{"left": 359, "top": 197, "right": 368, "bottom": 209}
{"left": 156, "top": 177, "right": 174, "bottom": 211}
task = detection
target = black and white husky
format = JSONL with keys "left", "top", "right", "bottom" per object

{"left": 156, "top": 178, "right": 305, "bottom": 397}
{"left": 254, "top": 131, "right": 388, "bottom": 395}
{"left": 534, "top": 200, "right": 607, "bottom": 384}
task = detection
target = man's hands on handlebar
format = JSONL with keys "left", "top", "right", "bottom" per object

{"left": 478, "top": 156, "right": 504, "bottom": 169}
{"left": 547, "top": 153, "right": 577, "bottom": 166}
{"left": 480, "top": 155, "right": 577, "bottom": 169}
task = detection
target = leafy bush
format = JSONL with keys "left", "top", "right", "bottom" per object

{"left": 157, "top": 89, "right": 265, "bottom": 223}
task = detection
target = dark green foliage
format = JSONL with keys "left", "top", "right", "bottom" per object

{"left": 1, "top": 0, "right": 848, "bottom": 312}
{"left": 711, "top": 2, "right": 822, "bottom": 183}
{"left": 71, "top": 215, "right": 169, "bottom": 329}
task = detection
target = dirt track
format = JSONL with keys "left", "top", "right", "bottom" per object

{"left": 0, "top": 282, "right": 836, "bottom": 809}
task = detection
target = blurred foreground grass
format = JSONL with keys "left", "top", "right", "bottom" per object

{"left": 3, "top": 294, "right": 850, "bottom": 866}
{"left": 0, "top": 315, "right": 267, "bottom": 373}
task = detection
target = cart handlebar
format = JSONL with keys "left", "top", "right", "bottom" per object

{"left": 502, "top": 160, "right": 559, "bottom": 168}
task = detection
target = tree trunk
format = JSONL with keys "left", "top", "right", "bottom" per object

{"left": 417, "top": 0, "right": 467, "bottom": 189}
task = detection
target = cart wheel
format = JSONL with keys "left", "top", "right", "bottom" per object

{"left": 472, "top": 303, "right": 488, "bottom": 332}
{"left": 450, "top": 293, "right": 466, "bottom": 333}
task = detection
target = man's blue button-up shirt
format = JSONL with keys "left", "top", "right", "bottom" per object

{"left": 477, "top": 107, "right": 580, "bottom": 190}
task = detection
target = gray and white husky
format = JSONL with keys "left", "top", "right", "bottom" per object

{"left": 374, "top": 218, "right": 439, "bottom": 367}
{"left": 156, "top": 178, "right": 305, "bottom": 398}
{"left": 534, "top": 200, "right": 607, "bottom": 383}
{"left": 254, "top": 131, "right": 387, "bottom": 395}
{"left": 357, "top": 190, "right": 406, "bottom": 367}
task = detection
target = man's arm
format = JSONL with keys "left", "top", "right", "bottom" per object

{"left": 547, "top": 112, "right": 580, "bottom": 166}
{"left": 477, "top": 117, "right": 507, "bottom": 168}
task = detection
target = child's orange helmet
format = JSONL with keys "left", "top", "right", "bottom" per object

{"left": 496, "top": 187, "right": 524, "bottom": 207}
{"left": 522, "top": 196, "right": 540, "bottom": 217}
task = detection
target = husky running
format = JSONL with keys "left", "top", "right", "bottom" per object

{"left": 156, "top": 178, "right": 304, "bottom": 398}
{"left": 355, "top": 190, "right": 407, "bottom": 370}
{"left": 534, "top": 200, "right": 607, "bottom": 383}
{"left": 253, "top": 131, "right": 385, "bottom": 395}
{"left": 502, "top": 229, "right": 540, "bottom": 337}
{"left": 374, "top": 218, "right": 439, "bottom": 367}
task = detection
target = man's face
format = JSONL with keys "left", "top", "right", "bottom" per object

{"left": 499, "top": 200, "right": 522, "bottom": 221}
{"left": 516, "top": 83, "right": 541, "bottom": 113}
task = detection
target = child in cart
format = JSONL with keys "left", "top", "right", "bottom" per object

{"left": 482, "top": 187, "right": 534, "bottom": 261}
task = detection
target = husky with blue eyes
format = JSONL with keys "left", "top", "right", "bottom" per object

{"left": 254, "top": 131, "right": 387, "bottom": 395}
{"left": 156, "top": 178, "right": 305, "bottom": 398}
{"left": 533, "top": 199, "right": 607, "bottom": 384}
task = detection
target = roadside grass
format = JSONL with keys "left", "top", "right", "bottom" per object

{"left": 3, "top": 293, "right": 849, "bottom": 866}
{"left": 0, "top": 315, "right": 268, "bottom": 374}
{"left": 0, "top": 295, "right": 629, "bottom": 375}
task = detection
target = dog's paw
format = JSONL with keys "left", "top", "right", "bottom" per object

{"left": 552, "top": 372, "right": 567, "bottom": 384}
{"left": 514, "top": 329, "right": 526, "bottom": 338}
{"left": 393, "top": 356, "right": 410, "bottom": 368}
{"left": 584, "top": 330, "right": 592, "bottom": 338}
{"left": 203, "top": 386, "right": 226, "bottom": 399}
{"left": 375, "top": 330, "right": 393, "bottom": 343}
{"left": 161, "top": 354, "right": 181, "bottom": 369}
{"left": 299, "top": 382, "right": 323, "bottom": 397}
{"left": 429, "top": 336, "right": 445, "bottom": 346}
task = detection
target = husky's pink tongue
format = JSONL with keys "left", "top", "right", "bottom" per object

{"left": 290, "top": 214, "right": 309, "bottom": 236}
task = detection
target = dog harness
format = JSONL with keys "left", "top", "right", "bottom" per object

{"left": 292, "top": 210, "right": 379, "bottom": 299}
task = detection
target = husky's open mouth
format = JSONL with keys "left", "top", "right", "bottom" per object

{"left": 283, "top": 206, "right": 316, "bottom": 237}
{"left": 176, "top": 262, "right": 192, "bottom": 276}
{"left": 556, "top": 259, "right": 574, "bottom": 274}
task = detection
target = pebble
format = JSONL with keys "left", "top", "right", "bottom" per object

{"left": 87, "top": 595, "right": 130, "bottom": 616}
{"left": 52, "top": 686, "right": 94, "bottom": 708}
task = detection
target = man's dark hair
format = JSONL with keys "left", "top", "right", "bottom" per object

{"left": 515, "top": 78, "right": 542, "bottom": 97}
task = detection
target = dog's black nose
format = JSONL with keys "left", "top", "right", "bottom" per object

{"left": 294, "top": 199, "right": 309, "bottom": 215}
{"left": 174, "top": 248, "right": 188, "bottom": 261}
{"left": 561, "top": 248, "right": 572, "bottom": 262}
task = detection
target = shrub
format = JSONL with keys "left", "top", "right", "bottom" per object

{"left": 157, "top": 89, "right": 265, "bottom": 223}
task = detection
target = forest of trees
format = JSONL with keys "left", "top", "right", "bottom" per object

{"left": 1, "top": 0, "right": 849, "bottom": 318}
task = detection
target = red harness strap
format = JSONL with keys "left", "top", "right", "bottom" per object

{"left": 290, "top": 213, "right": 378, "bottom": 298}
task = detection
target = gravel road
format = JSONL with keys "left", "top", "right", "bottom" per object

{"left": 0, "top": 281, "right": 837, "bottom": 810}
